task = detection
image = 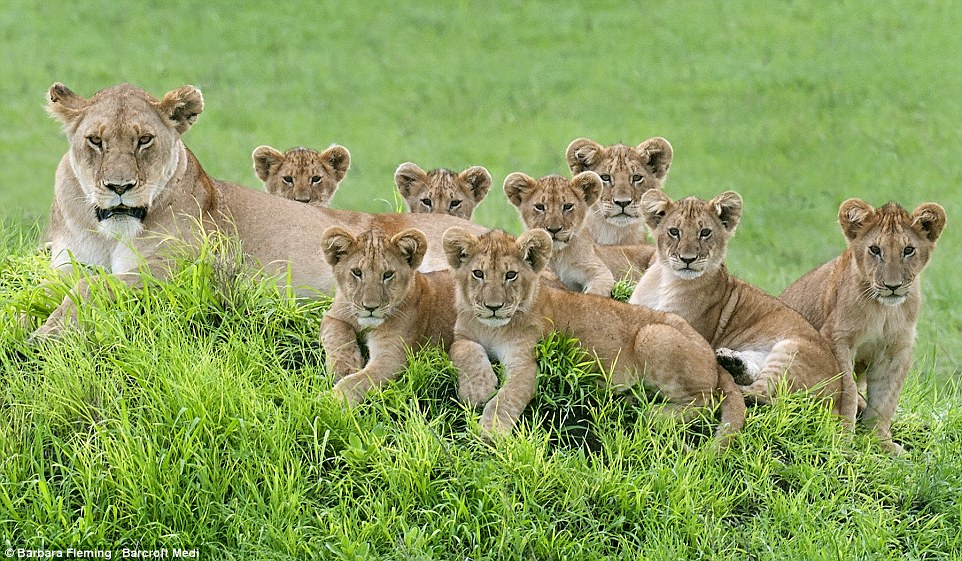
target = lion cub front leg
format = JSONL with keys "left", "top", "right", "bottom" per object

{"left": 862, "top": 345, "right": 913, "bottom": 454}
{"left": 450, "top": 338, "right": 498, "bottom": 406}
{"left": 479, "top": 348, "right": 538, "bottom": 435}
{"left": 320, "top": 315, "right": 365, "bottom": 381}
{"left": 333, "top": 335, "right": 408, "bottom": 406}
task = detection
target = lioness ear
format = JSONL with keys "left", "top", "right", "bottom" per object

{"left": 46, "top": 83, "right": 88, "bottom": 126}
{"left": 572, "top": 171, "right": 602, "bottom": 206}
{"left": 459, "top": 166, "right": 492, "bottom": 202}
{"left": 442, "top": 227, "right": 478, "bottom": 270}
{"left": 517, "top": 229, "right": 553, "bottom": 273}
{"left": 394, "top": 162, "right": 427, "bottom": 198}
{"left": 838, "top": 199, "right": 875, "bottom": 241}
{"left": 252, "top": 145, "right": 285, "bottom": 183}
{"left": 640, "top": 189, "right": 673, "bottom": 230}
{"left": 711, "top": 191, "right": 743, "bottom": 232}
{"left": 392, "top": 228, "right": 428, "bottom": 269}
{"left": 566, "top": 138, "right": 604, "bottom": 173}
{"left": 636, "top": 137, "right": 673, "bottom": 181}
{"left": 503, "top": 172, "right": 537, "bottom": 208}
{"left": 320, "top": 227, "right": 356, "bottom": 267}
{"left": 156, "top": 85, "right": 204, "bottom": 134}
{"left": 911, "top": 203, "right": 946, "bottom": 243}
{"left": 322, "top": 145, "right": 351, "bottom": 182}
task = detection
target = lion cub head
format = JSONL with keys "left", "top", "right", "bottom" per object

{"left": 566, "top": 137, "right": 673, "bottom": 229}
{"left": 442, "top": 228, "right": 552, "bottom": 327}
{"left": 45, "top": 82, "right": 205, "bottom": 238}
{"left": 838, "top": 199, "right": 946, "bottom": 306}
{"left": 394, "top": 163, "right": 492, "bottom": 220}
{"left": 252, "top": 145, "right": 350, "bottom": 206}
{"left": 641, "top": 190, "right": 743, "bottom": 280}
{"left": 503, "top": 171, "right": 603, "bottom": 250}
{"left": 321, "top": 226, "right": 428, "bottom": 327}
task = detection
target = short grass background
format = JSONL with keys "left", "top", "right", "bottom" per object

{"left": 1, "top": 1, "right": 961, "bottom": 559}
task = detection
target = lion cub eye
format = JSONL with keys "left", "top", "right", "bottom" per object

{"left": 137, "top": 135, "right": 153, "bottom": 147}
{"left": 631, "top": 174, "right": 644, "bottom": 183}
{"left": 699, "top": 228, "right": 712, "bottom": 239}
{"left": 868, "top": 245, "right": 882, "bottom": 257}
{"left": 449, "top": 200, "right": 462, "bottom": 209}
{"left": 562, "top": 203, "right": 575, "bottom": 212}
{"left": 87, "top": 135, "right": 103, "bottom": 148}
{"left": 667, "top": 227, "right": 680, "bottom": 239}
{"left": 903, "top": 246, "right": 915, "bottom": 257}
{"left": 533, "top": 203, "right": 546, "bottom": 212}
{"left": 350, "top": 268, "right": 363, "bottom": 279}
{"left": 382, "top": 271, "right": 395, "bottom": 281}
{"left": 599, "top": 174, "right": 612, "bottom": 183}
{"left": 421, "top": 198, "right": 433, "bottom": 208}
{"left": 282, "top": 176, "right": 294, "bottom": 185}
{"left": 471, "top": 269, "right": 484, "bottom": 280}
{"left": 504, "top": 271, "right": 518, "bottom": 281}
{"left": 310, "top": 175, "right": 322, "bottom": 184}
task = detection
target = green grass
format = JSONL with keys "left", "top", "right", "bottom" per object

{"left": 2, "top": 1, "right": 961, "bottom": 558}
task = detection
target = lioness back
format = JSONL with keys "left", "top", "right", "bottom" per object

{"left": 252, "top": 144, "right": 351, "bottom": 207}
{"left": 779, "top": 199, "right": 946, "bottom": 452}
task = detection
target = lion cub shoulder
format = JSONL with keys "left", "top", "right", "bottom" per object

{"left": 780, "top": 199, "right": 946, "bottom": 452}
{"left": 395, "top": 162, "right": 492, "bottom": 220}
{"left": 320, "top": 226, "right": 456, "bottom": 405}
{"left": 253, "top": 144, "right": 351, "bottom": 207}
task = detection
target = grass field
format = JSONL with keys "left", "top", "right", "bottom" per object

{"left": 1, "top": 1, "right": 961, "bottom": 559}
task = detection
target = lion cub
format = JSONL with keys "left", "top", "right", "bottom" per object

{"left": 320, "top": 226, "right": 456, "bottom": 405}
{"left": 629, "top": 190, "right": 854, "bottom": 424}
{"left": 780, "top": 199, "right": 946, "bottom": 453}
{"left": 394, "top": 162, "right": 492, "bottom": 220}
{"left": 442, "top": 227, "right": 745, "bottom": 448}
{"left": 252, "top": 144, "right": 351, "bottom": 207}
{"left": 566, "top": 137, "right": 673, "bottom": 246}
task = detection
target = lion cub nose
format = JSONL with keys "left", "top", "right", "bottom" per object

{"left": 883, "top": 282, "right": 903, "bottom": 292}
{"left": 103, "top": 179, "right": 137, "bottom": 195}
{"left": 545, "top": 227, "right": 562, "bottom": 236}
{"left": 680, "top": 256, "right": 697, "bottom": 265}
{"left": 485, "top": 303, "right": 504, "bottom": 313}
{"left": 613, "top": 198, "right": 632, "bottom": 209}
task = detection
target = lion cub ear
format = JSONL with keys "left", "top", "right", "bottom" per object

{"left": 571, "top": 171, "right": 602, "bottom": 206}
{"left": 837, "top": 199, "right": 876, "bottom": 241}
{"left": 640, "top": 189, "right": 673, "bottom": 230}
{"left": 321, "top": 227, "right": 357, "bottom": 267}
{"left": 637, "top": 137, "right": 673, "bottom": 181}
{"left": 459, "top": 166, "right": 492, "bottom": 203}
{"left": 392, "top": 228, "right": 428, "bottom": 269}
{"left": 517, "top": 229, "right": 553, "bottom": 273}
{"left": 46, "top": 83, "right": 89, "bottom": 126}
{"left": 503, "top": 172, "right": 537, "bottom": 207}
{"left": 911, "top": 203, "right": 946, "bottom": 243}
{"left": 443, "top": 227, "right": 478, "bottom": 270}
{"left": 566, "top": 138, "right": 605, "bottom": 173}
{"left": 395, "top": 163, "right": 428, "bottom": 198}
{"left": 710, "top": 191, "right": 743, "bottom": 232}
{"left": 252, "top": 146, "right": 285, "bottom": 183}
{"left": 322, "top": 145, "right": 352, "bottom": 181}
{"left": 156, "top": 85, "right": 204, "bottom": 134}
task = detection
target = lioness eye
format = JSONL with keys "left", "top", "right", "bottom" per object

{"left": 137, "top": 135, "right": 153, "bottom": 147}
{"left": 472, "top": 269, "right": 484, "bottom": 280}
{"left": 700, "top": 228, "right": 712, "bottom": 238}
{"left": 383, "top": 271, "right": 395, "bottom": 281}
{"left": 282, "top": 176, "right": 294, "bottom": 185}
{"left": 668, "top": 227, "right": 680, "bottom": 238}
{"left": 631, "top": 174, "right": 644, "bottom": 183}
{"left": 87, "top": 135, "right": 102, "bottom": 148}
{"left": 421, "top": 198, "right": 433, "bottom": 207}
{"left": 505, "top": 271, "right": 518, "bottom": 281}
{"left": 351, "top": 268, "right": 362, "bottom": 279}
{"left": 599, "top": 174, "right": 612, "bottom": 183}
{"left": 449, "top": 200, "right": 462, "bottom": 209}
{"left": 903, "top": 246, "right": 915, "bottom": 256}
{"left": 310, "top": 175, "right": 322, "bottom": 184}
{"left": 869, "top": 245, "right": 881, "bottom": 257}
{"left": 562, "top": 203, "right": 574, "bottom": 212}
{"left": 534, "top": 203, "right": 546, "bottom": 212}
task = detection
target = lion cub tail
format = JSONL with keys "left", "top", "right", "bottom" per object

{"left": 714, "top": 364, "right": 747, "bottom": 453}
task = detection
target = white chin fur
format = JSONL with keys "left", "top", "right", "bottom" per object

{"left": 97, "top": 216, "right": 145, "bottom": 239}
{"left": 478, "top": 316, "right": 511, "bottom": 327}
{"left": 357, "top": 316, "right": 385, "bottom": 328}
{"left": 605, "top": 214, "right": 637, "bottom": 226}
{"left": 551, "top": 239, "right": 568, "bottom": 251}
{"left": 877, "top": 294, "right": 907, "bottom": 307}
{"left": 672, "top": 268, "right": 704, "bottom": 280}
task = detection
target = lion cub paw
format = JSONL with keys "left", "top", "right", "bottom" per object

{"left": 458, "top": 371, "right": 498, "bottom": 407}
{"left": 715, "top": 348, "right": 754, "bottom": 386}
{"left": 331, "top": 374, "right": 370, "bottom": 407}
{"left": 479, "top": 399, "right": 518, "bottom": 436}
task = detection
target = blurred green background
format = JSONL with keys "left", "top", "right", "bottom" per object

{"left": 1, "top": 0, "right": 958, "bottom": 381}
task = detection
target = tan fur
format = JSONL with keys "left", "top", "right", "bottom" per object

{"left": 37, "top": 82, "right": 485, "bottom": 338}
{"left": 629, "top": 190, "right": 853, "bottom": 424}
{"left": 252, "top": 144, "right": 350, "bottom": 207}
{"left": 320, "top": 227, "right": 456, "bottom": 405}
{"left": 442, "top": 228, "right": 745, "bottom": 449}
{"left": 780, "top": 199, "right": 946, "bottom": 452}
{"left": 395, "top": 162, "right": 492, "bottom": 220}
{"left": 565, "top": 137, "right": 673, "bottom": 245}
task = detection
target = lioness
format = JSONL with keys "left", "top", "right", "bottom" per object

{"left": 252, "top": 144, "right": 351, "bottom": 207}
{"left": 394, "top": 162, "right": 492, "bottom": 220}
{"left": 442, "top": 227, "right": 745, "bottom": 449}
{"left": 565, "top": 137, "right": 673, "bottom": 246}
{"left": 37, "top": 82, "right": 484, "bottom": 338}
{"left": 780, "top": 199, "right": 946, "bottom": 452}
{"left": 320, "top": 226, "right": 456, "bottom": 405}
{"left": 628, "top": 190, "right": 854, "bottom": 424}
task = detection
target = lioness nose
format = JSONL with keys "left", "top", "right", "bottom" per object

{"left": 104, "top": 180, "right": 137, "bottom": 195}
{"left": 613, "top": 198, "right": 632, "bottom": 209}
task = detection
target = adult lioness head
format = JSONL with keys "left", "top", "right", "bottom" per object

{"left": 565, "top": 137, "right": 673, "bottom": 230}
{"left": 503, "top": 171, "right": 602, "bottom": 251}
{"left": 442, "top": 228, "right": 552, "bottom": 327}
{"left": 46, "top": 82, "right": 203, "bottom": 239}
{"left": 321, "top": 227, "right": 428, "bottom": 327}
{"left": 641, "top": 190, "right": 743, "bottom": 280}
{"left": 838, "top": 199, "right": 946, "bottom": 306}
{"left": 252, "top": 144, "right": 350, "bottom": 206}
{"left": 394, "top": 163, "right": 492, "bottom": 220}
